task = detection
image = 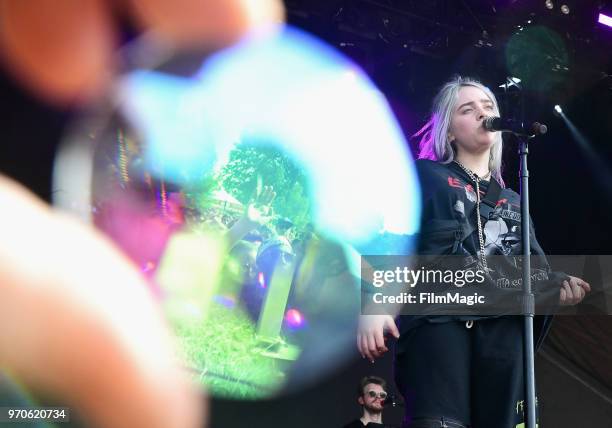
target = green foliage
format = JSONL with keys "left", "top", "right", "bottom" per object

{"left": 183, "top": 173, "right": 219, "bottom": 211}
{"left": 173, "top": 303, "right": 284, "bottom": 399}
{"left": 217, "top": 143, "right": 312, "bottom": 227}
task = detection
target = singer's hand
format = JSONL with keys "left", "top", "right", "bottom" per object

{"left": 357, "top": 315, "right": 399, "bottom": 362}
{"left": 559, "top": 275, "right": 591, "bottom": 306}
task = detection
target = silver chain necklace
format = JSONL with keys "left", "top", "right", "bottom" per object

{"left": 453, "top": 160, "right": 490, "bottom": 270}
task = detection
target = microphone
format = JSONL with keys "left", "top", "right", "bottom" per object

{"left": 382, "top": 394, "right": 403, "bottom": 408}
{"left": 483, "top": 116, "right": 548, "bottom": 136}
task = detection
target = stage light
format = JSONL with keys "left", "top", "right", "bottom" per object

{"left": 499, "top": 76, "right": 522, "bottom": 90}
{"left": 545, "top": 0, "right": 554, "bottom": 10}
{"left": 599, "top": 13, "right": 612, "bottom": 28}
{"left": 284, "top": 308, "right": 306, "bottom": 329}
{"left": 554, "top": 105, "right": 563, "bottom": 114}
{"left": 561, "top": 4, "right": 570, "bottom": 14}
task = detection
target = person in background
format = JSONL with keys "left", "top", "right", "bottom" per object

{"left": 343, "top": 376, "right": 389, "bottom": 428}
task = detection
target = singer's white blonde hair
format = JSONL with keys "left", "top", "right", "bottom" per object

{"left": 416, "top": 76, "right": 505, "bottom": 187}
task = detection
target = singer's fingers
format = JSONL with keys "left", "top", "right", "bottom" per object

{"left": 374, "top": 329, "right": 387, "bottom": 353}
{"left": 559, "top": 287, "right": 567, "bottom": 305}
{"left": 562, "top": 282, "right": 574, "bottom": 305}
{"left": 357, "top": 334, "right": 364, "bottom": 359}
{"left": 581, "top": 279, "right": 592, "bottom": 293}
{"left": 572, "top": 276, "right": 591, "bottom": 294}
{"left": 359, "top": 334, "right": 368, "bottom": 360}
{"left": 563, "top": 281, "right": 574, "bottom": 302}
{"left": 576, "top": 281, "right": 586, "bottom": 301}
{"left": 364, "top": 335, "right": 376, "bottom": 362}
{"left": 384, "top": 317, "right": 400, "bottom": 339}
{"left": 366, "top": 334, "right": 381, "bottom": 359}
{"left": 569, "top": 280, "right": 583, "bottom": 304}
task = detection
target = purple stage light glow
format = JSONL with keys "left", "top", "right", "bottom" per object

{"left": 284, "top": 308, "right": 306, "bottom": 329}
{"left": 599, "top": 13, "right": 612, "bottom": 28}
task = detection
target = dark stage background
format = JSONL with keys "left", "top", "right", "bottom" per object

{"left": 1, "top": 1, "right": 611, "bottom": 427}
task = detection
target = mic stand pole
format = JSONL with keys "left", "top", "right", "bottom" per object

{"left": 518, "top": 133, "right": 536, "bottom": 428}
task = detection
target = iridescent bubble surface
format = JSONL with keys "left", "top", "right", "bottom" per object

{"left": 54, "top": 26, "right": 421, "bottom": 399}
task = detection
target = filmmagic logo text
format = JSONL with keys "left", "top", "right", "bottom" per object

{"left": 373, "top": 292, "right": 486, "bottom": 306}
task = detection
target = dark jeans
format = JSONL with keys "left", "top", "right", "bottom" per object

{"left": 394, "top": 317, "right": 535, "bottom": 428}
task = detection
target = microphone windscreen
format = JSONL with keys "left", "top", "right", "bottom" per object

{"left": 483, "top": 116, "right": 501, "bottom": 131}
{"left": 533, "top": 122, "right": 548, "bottom": 135}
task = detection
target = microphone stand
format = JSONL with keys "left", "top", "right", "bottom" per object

{"left": 517, "top": 131, "right": 536, "bottom": 428}
{"left": 513, "top": 77, "right": 539, "bottom": 424}
{"left": 497, "top": 80, "right": 540, "bottom": 427}
{"left": 493, "top": 120, "right": 547, "bottom": 428}
{"left": 513, "top": 81, "right": 548, "bottom": 428}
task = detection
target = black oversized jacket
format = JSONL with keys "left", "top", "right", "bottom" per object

{"left": 396, "top": 159, "right": 567, "bottom": 354}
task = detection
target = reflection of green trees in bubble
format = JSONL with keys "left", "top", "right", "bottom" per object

{"left": 183, "top": 173, "right": 220, "bottom": 222}
{"left": 218, "top": 143, "right": 311, "bottom": 227}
